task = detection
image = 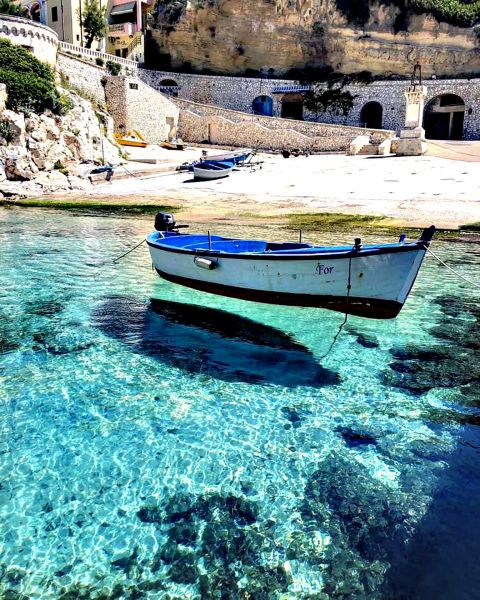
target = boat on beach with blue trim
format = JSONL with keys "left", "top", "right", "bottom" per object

{"left": 193, "top": 160, "right": 235, "bottom": 180}
{"left": 147, "top": 213, "right": 435, "bottom": 319}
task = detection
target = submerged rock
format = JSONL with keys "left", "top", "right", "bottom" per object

{"left": 384, "top": 297, "right": 480, "bottom": 398}
{"left": 300, "top": 453, "right": 412, "bottom": 595}
{"left": 139, "top": 489, "right": 290, "bottom": 597}
{"left": 337, "top": 427, "right": 377, "bottom": 448}
{"left": 356, "top": 334, "right": 379, "bottom": 349}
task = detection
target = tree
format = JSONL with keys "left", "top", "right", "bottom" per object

{"left": 304, "top": 81, "right": 357, "bottom": 120}
{"left": 79, "top": 0, "right": 107, "bottom": 49}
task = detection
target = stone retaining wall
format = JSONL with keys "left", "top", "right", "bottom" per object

{"left": 0, "top": 14, "right": 57, "bottom": 66}
{"left": 175, "top": 98, "right": 392, "bottom": 138}
{"left": 57, "top": 53, "right": 107, "bottom": 107}
{"left": 139, "top": 67, "right": 480, "bottom": 140}
{"left": 178, "top": 99, "right": 393, "bottom": 152}
{"left": 139, "top": 69, "right": 292, "bottom": 116}
{"left": 104, "top": 76, "right": 179, "bottom": 143}
{"left": 321, "top": 80, "right": 480, "bottom": 141}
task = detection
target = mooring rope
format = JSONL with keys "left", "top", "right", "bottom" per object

{"left": 112, "top": 238, "right": 146, "bottom": 263}
{"left": 319, "top": 249, "right": 353, "bottom": 361}
{"left": 423, "top": 244, "right": 480, "bottom": 290}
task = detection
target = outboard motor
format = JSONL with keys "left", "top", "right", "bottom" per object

{"left": 154, "top": 212, "right": 189, "bottom": 233}
{"left": 154, "top": 212, "right": 176, "bottom": 232}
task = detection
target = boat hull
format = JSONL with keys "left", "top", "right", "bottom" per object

{"left": 147, "top": 238, "right": 428, "bottom": 319}
{"left": 117, "top": 140, "right": 148, "bottom": 148}
{"left": 193, "top": 165, "right": 233, "bottom": 180}
{"left": 155, "top": 269, "right": 403, "bottom": 318}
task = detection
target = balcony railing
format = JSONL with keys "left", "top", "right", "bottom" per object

{"left": 272, "top": 85, "right": 311, "bottom": 93}
{"left": 108, "top": 22, "right": 134, "bottom": 35}
{"left": 59, "top": 41, "right": 140, "bottom": 67}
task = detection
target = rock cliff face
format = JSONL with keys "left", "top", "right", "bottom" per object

{"left": 148, "top": 0, "right": 480, "bottom": 77}
{"left": 0, "top": 87, "right": 121, "bottom": 197}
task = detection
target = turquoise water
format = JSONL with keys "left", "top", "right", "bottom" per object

{"left": 0, "top": 207, "right": 479, "bottom": 599}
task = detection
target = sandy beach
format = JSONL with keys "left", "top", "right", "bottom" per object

{"left": 72, "top": 146, "right": 480, "bottom": 229}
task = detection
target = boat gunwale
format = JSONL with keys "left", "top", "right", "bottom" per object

{"left": 146, "top": 234, "right": 426, "bottom": 261}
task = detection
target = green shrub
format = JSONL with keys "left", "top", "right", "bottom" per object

{"left": 95, "top": 57, "right": 105, "bottom": 66}
{"left": 52, "top": 93, "right": 74, "bottom": 115}
{"left": 106, "top": 61, "right": 121, "bottom": 75}
{"left": 0, "top": 0, "right": 22, "bottom": 16}
{"left": 335, "top": 0, "right": 480, "bottom": 28}
{"left": 0, "top": 119, "right": 15, "bottom": 144}
{"left": 53, "top": 160, "right": 65, "bottom": 170}
{"left": 0, "top": 39, "right": 61, "bottom": 114}
{"left": 0, "top": 69, "right": 58, "bottom": 113}
{"left": 0, "top": 39, "right": 54, "bottom": 81}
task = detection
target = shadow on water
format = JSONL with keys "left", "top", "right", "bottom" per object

{"left": 382, "top": 294, "right": 480, "bottom": 599}
{"left": 92, "top": 295, "right": 340, "bottom": 387}
{"left": 383, "top": 426, "right": 480, "bottom": 600}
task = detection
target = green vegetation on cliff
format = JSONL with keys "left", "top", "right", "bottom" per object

{"left": 0, "top": 39, "right": 67, "bottom": 113}
{"left": 0, "top": 0, "right": 22, "bottom": 15}
{"left": 337, "top": 0, "right": 480, "bottom": 28}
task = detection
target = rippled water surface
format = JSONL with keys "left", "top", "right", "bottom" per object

{"left": 1, "top": 207, "right": 479, "bottom": 599}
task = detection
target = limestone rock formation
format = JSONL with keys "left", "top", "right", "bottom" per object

{"left": 147, "top": 0, "right": 480, "bottom": 77}
{"left": 0, "top": 89, "right": 121, "bottom": 197}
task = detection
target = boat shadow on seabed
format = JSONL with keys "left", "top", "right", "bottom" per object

{"left": 92, "top": 295, "right": 340, "bottom": 388}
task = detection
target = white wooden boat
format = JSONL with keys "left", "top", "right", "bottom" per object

{"left": 200, "top": 149, "right": 253, "bottom": 164}
{"left": 147, "top": 213, "right": 435, "bottom": 319}
{"left": 193, "top": 160, "right": 234, "bottom": 180}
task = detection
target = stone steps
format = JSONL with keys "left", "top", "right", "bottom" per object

{"left": 358, "top": 144, "right": 379, "bottom": 155}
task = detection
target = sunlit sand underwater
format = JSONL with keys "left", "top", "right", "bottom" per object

{"left": 0, "top": 207, "right": 479, "bottom": 599}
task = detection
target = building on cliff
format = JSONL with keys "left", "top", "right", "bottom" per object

{"left": 44, "top": 0, "right": 103, "bottom": 48}
{"left": 13, "top": 0, "right": 48, "bottom": 25}
{"left": 106, "top": 0, "right": 153, "bottom": 61}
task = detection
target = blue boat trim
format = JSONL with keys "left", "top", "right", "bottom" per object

{"left": 155, "top": 269, "right": 403, "bottom": 319}
{"left": 146, "top": 234, "right": 424, "bottom": 261}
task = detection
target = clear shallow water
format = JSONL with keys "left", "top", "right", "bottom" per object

{"left": 0, "top": 207, "right": 479, "bottom": 599}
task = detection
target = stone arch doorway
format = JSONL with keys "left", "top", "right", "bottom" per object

{"left": 360, "top": 101, "right": 383, "bottom": 129}
{"left": 159, "top": 79, "right": 179, "bottom": 97}
{"left": 281, "top": 93, "right": 303, "bottom": 120}
{"left": 424, "top": 94, "right": 465, "bottom": 140}
{"left": 252, "top": 95, "right": 273, "bottom": 116}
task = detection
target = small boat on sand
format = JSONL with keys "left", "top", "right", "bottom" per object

{"left": 201, "top": 149, "right": 253, "bottom": 164}
{"left": 177, "top": 150, "right": 254, "bottom": 173}
{"left": 160, "top": 138, "right": 187, "bottom": 150}
{"left": 147, "top": 213, "right": 436, "bottom": 319}
{"left": 193, "top": 160, "right": 235, "bottom": 180}
{"left": 115, "top": 130, "right": 148, "bottom": 148}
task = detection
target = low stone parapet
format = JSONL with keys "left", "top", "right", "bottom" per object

{"left": 0, "top": 14, "right": 58, "bottom": 65}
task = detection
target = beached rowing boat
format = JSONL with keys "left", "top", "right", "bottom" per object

{"left": 147, "top": 213, "right": 435, "bottom": 319}
{"left": 193, "top": 160, "right": 235, "bottom": 180}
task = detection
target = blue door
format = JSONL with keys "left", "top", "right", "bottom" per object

{"left": 252, "top": 95, "right": 273, "bottom": 116}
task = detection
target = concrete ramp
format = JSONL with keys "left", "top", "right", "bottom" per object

{"left": 425, "top": 140, "right": 480, "bottom": 162}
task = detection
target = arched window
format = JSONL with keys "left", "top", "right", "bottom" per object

{"left": 252, "top": 95, "right": 273, "bottom": 116}
{"left": 159, "top": 79, "right": 179, "bottom": 97}
{"left": 360, "top": 101, "right": 383, "bottom": 129}
{"left": 31, "top": 3, "right": 41, "bottom": 22}
{"left": 424, "top": 94, "right": 465, "bottom": 140}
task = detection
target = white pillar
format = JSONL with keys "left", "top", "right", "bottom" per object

{"left": 396, "top": 85, "right": 428, "bottom": 156}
